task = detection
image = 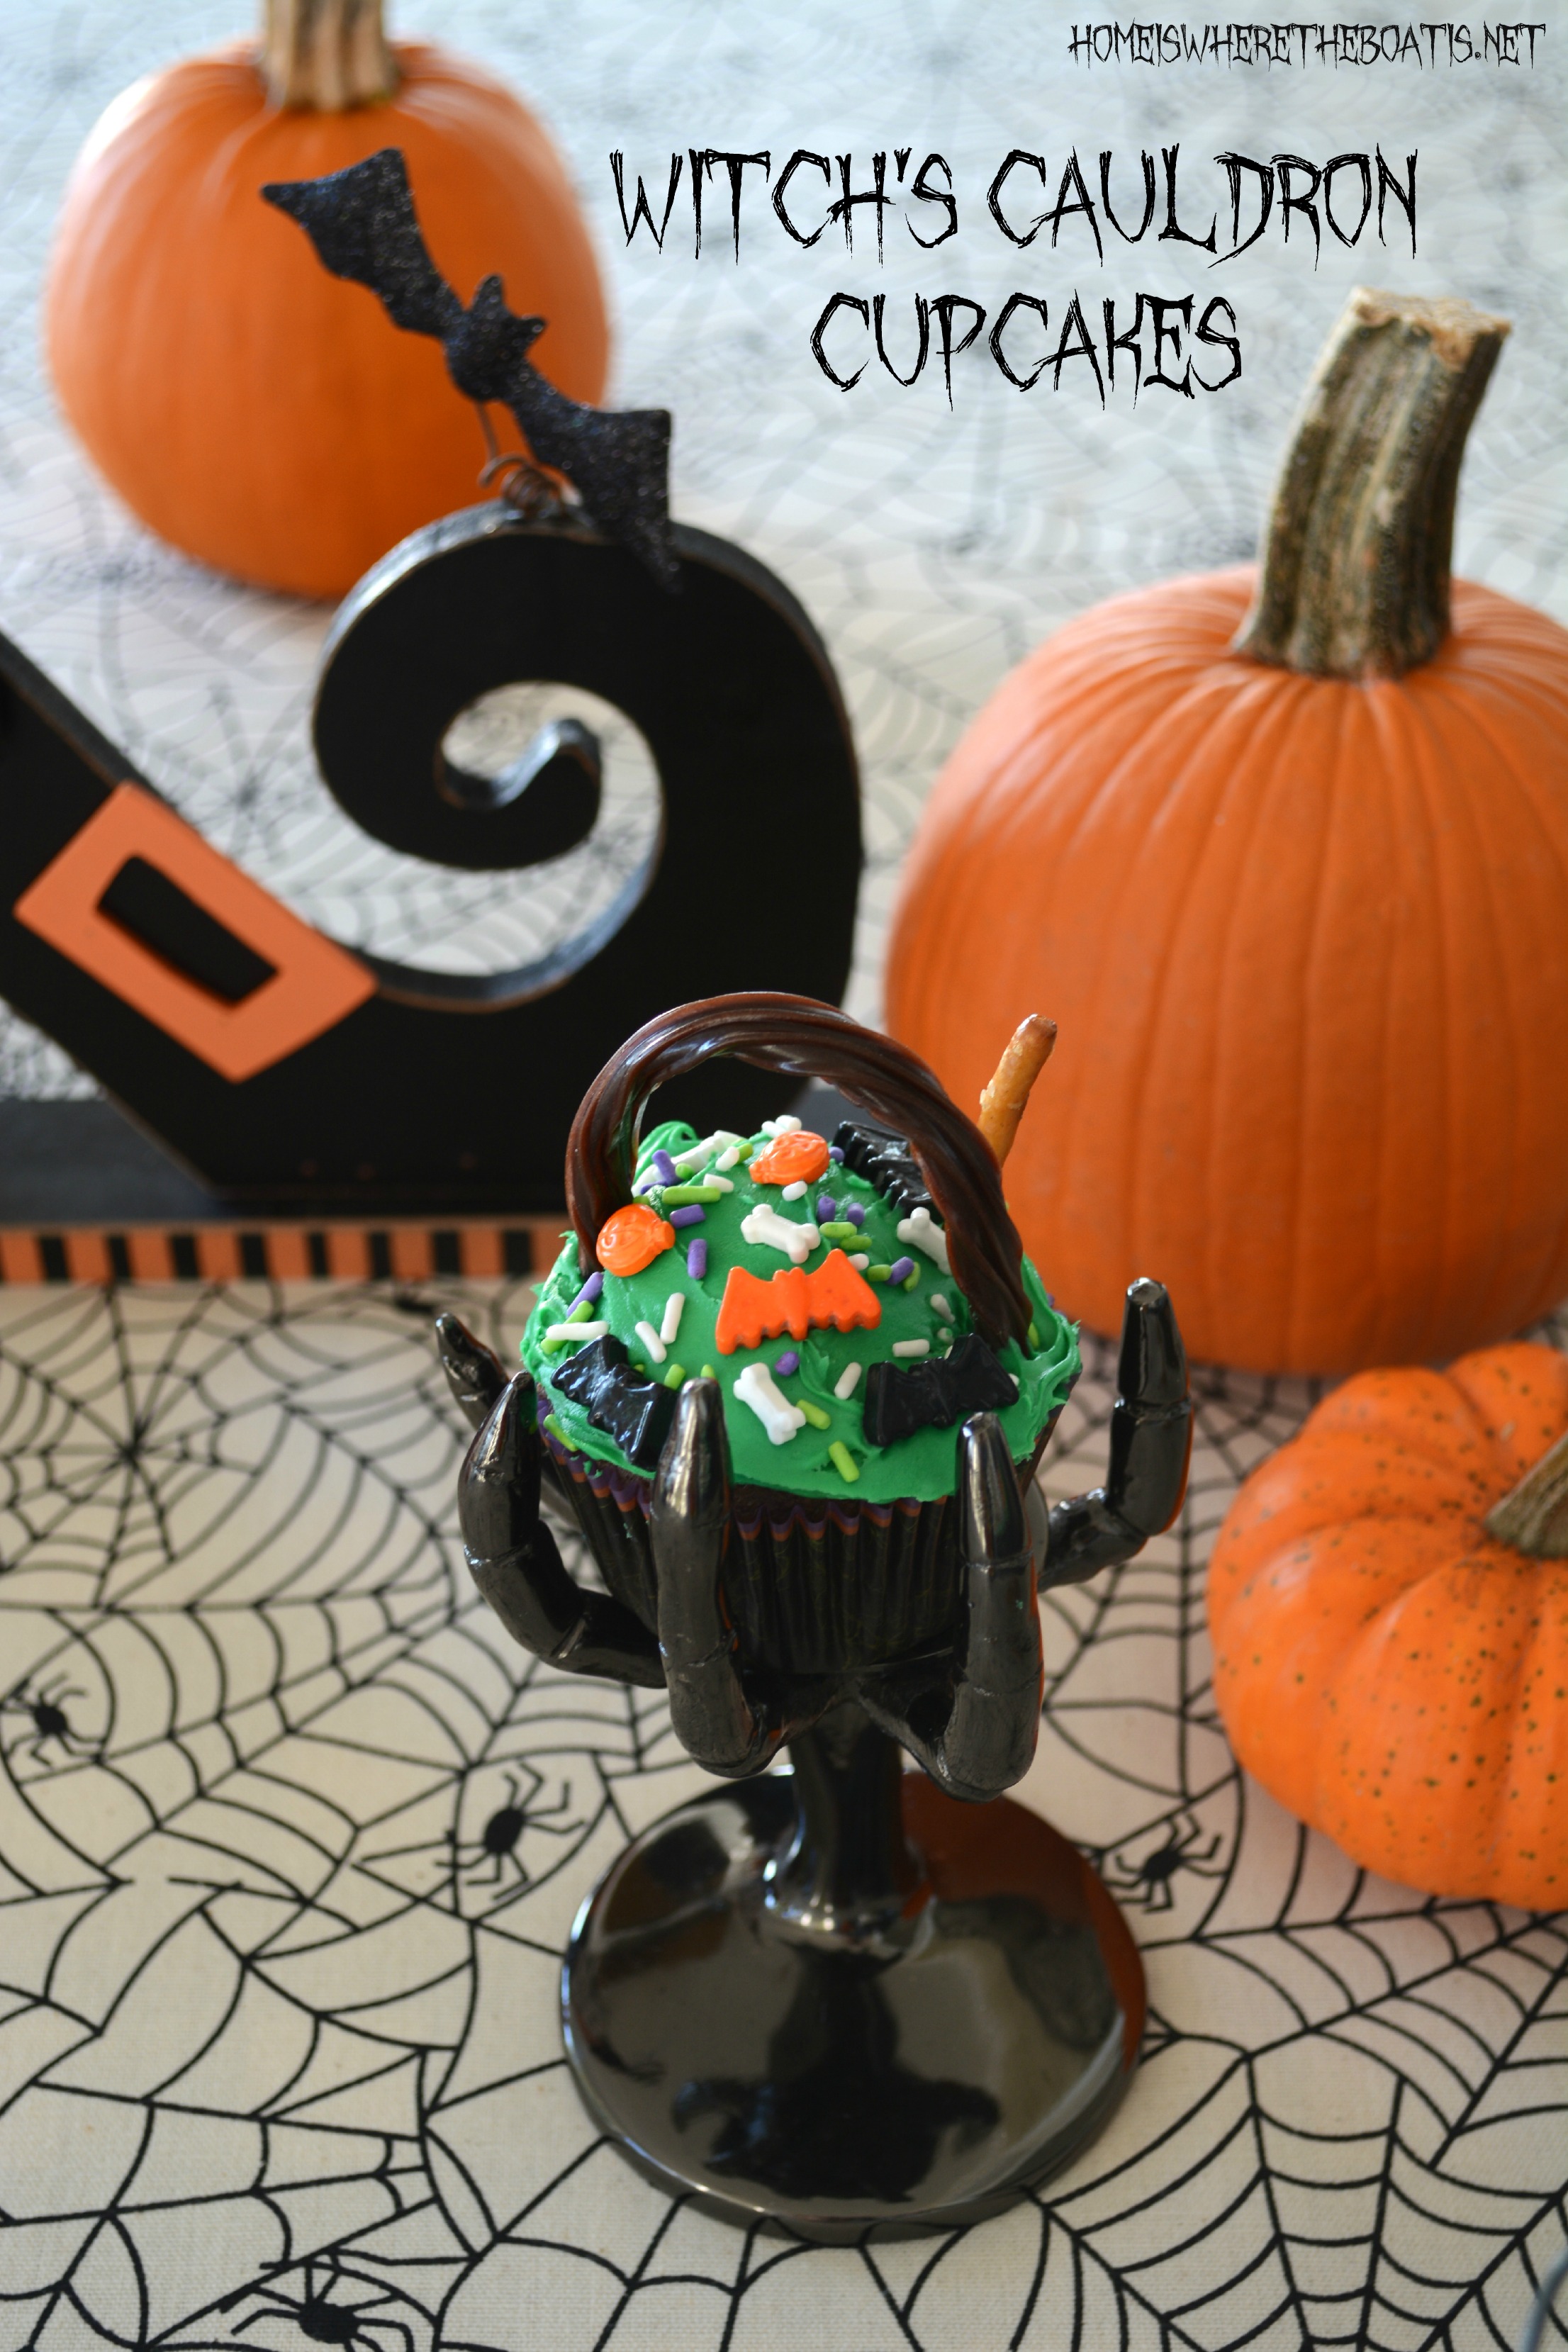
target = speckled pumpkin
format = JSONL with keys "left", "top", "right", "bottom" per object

{"left": 1207, "top": 1343, "right": 1568, "bottom": 1908}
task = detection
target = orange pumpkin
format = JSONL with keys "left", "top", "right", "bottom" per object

{"left": 45, "top": 0, "right": 608, "bottom": 600}
{"left": 886, "top": 292, "right": 1568, "bottom": 1374}
{"left": 1208, "top": 1341, "right": 1568, "bottom": 1908}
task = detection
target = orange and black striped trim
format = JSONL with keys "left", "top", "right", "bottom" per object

{"left": 0, "top": 1217, "right": 570, "bottom": 1285}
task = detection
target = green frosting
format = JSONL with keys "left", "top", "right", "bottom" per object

{"left": 521, "top": 1118, "right": 1079, "bottom": 1505}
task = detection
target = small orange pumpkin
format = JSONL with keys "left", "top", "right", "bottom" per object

{"left": 1208, "top": 1341, "right": 1568, "bottom": 1908}
{"left": 887, "top": 291, "right": 1568, "bottom": 1374}
{"left": 45, "top": 0, "right": 608, "bottom": 599}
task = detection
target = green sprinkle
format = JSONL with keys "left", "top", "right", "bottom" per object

{"left": 632, "top": 1361, "right": 646, "bottom": 1377}
{"left": 819, "top": 1221, "right": 858, "bottom": 1242}
{"left": 700, "top": 1362, "right": 718, "bottom": 1380}
{"left": 902, "top": 1268, "right": 920, "bottom": 1291}
{"left": 543, "top": 1413, "right": 577, "bottom": 1451}
{"left": 828, "top": 1440, "right": 860, "bottom": 1484}
{"left": 566, "top": 1294, "right": 598, "bottom": 1323}
{"left": 867, "top": 1264, "right": 892, "bottom": 1284}
{"left": 1028, "top": 1320, "right": 1040, "bottom": 1348}
{"left": 663, "top": 1182, "right": 722, "bottom": 1206}
{"left": 736, "top": 1140, "right": 756, "bottom": 1160}
{"left": 799, "top": 1396, "right": 831, "bottom": 1430}
{"left": 663, "top": 1362, "right": 687, "bottom": 1389}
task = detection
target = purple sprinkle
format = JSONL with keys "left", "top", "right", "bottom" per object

{"left": 816, "top": 1194, "right": 837, "bottom": 1223}
{"left": 845, "top": 1202, "right": 866, "bottom": 1228}
{"left": 669, "top": 1204, "right": 705, "bottom": 1230}
{"left": 828, "top": 1145, "right": 844, "bottom": 1163}
{"left": 889, "top": 1255, "right": 916, "bottom": 1285}
{"left": 687, "top": 1238, "right": 707, "bottom": 1280}
{"left": 569, "top": 1270, "right": 605, "bottom": 1311}
{"left": 774, "top": 1350, "right": 800, "bottom": 1377}
{"left": 651, "top": 1149, "right": 678, "bottom": 1185}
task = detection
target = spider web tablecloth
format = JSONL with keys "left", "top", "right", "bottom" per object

{"left": 0, "top": 2, "right": 1564, "bottom": 2346}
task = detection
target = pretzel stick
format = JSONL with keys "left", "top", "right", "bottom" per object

{"left": 978, "top": 1015, "right": 1056, "bottom": 1165}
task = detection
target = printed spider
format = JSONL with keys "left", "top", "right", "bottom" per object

{"left": 223, "top": 2256, "right": 419, "bottom": 2352}
{"left": 450, "top": 1763, "right": 578, "bottom": 1899}
{"left": 1104, "top": 1810, "right": 1225, "bottom": 1913}
{"left": 1, "top": 1673, "right": 100, "bottom": 1769}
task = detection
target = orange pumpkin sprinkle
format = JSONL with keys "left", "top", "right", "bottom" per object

{"left": 595, "top": 1202, "right": 675, "bottom": 1277}
{"left": 749, "top": 1129, "right": 831, "bottom": 1187}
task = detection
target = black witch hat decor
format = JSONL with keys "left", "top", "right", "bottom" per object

{"left": 0, "top": 150, "right": 859, "bottom": 1241}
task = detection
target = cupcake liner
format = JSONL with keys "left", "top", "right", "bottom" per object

{"left": 542, "top": 1398, "right": 1068, "bottom": 1676}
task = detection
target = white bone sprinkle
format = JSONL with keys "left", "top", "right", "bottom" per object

{"left": 849, "top": 1253, "right": 870, "bottom": 1271}
{"left": 781, "top": 1180, "right": 807, "bottom": 1201}
{"left": 660, "top": 1292, "right": 685, "bottom": 1345}
{"left": 673, "top": 1129, "right": 742, "bottom": 1175}
{"left": 892, "top": 1338, "right": 930, "bottom": 1358}
{"left": 545, "top": 1321, "right": 607, "bottom": 1345}
{"left": 634, "top": 1320, "right": 667, "bottom": 1365}
{"left": 741, "top": 1205, "right": 819, "bottom": 1263}
{"left": 929, "top": 1294, "right": 952, "bottom": 1321}
{"left": 834, "top": 1361, "right": 862, "bottom": 1401}
{"left": 761, "top": 1114, "right": 802, "bottom": 1137}
{"left": 897, "top": 1205, "right": 951, "bottom": 1274}
{"left": 734, "top": 1362, "right": 807, "bottom": 1445}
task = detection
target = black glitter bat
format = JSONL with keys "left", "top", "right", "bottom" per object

{"left": 262, "top": 147, "right": 677, "bottom": 588}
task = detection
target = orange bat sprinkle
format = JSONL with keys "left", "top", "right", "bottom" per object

{"left": 596, "top": 1202, "right": 675, "bottom": 1276}
{"left": 715, "top": 1248, "right": 880, "bottom": 1354}
{"left": 749, "top": 1129, "right": 831, "bottom": 1187}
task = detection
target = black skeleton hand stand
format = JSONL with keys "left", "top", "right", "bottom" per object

{"left": 437, "top": 1279, "right": 1191, "bottom": 2238}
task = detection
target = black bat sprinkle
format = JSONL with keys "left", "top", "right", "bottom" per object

{"left": 262, "top": 147, "right": 677, "bottom": 588}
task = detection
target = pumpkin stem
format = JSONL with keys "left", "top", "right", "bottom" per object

{"left": 1233, "top": 288, "right": 1510, "bottom": 682}
{"left": 1485, "top": 1428, "right": 1568, "bottom": 1558}
{"left": 261, "top": 0, "right": 398, "bottom": 110}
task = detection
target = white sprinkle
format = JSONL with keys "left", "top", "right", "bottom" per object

{"left": 849, "top": 1253, "right": 870, "bottom": 1271}
{"left": 673, "top": 1129, "right": 742, "bottom": 1175}
{"left": 897, "top": 1205, "right": 951, "bottom": 1275}
{"left": 937, "top": 1326, "right": 953, "bottom": 1345}
{"left": 741, "top": 1204, "right": 820, "bottom": 1263}
{"left": 892, "top": 1338, "right": 930, "bottom": 1358}
{"left": 781, "top": 1179, "right": 807, "bottom": 1201}
{"left": 715, "top": 1145, "right": 740, "bottom": 1171}
{"left": 929, "top": 1294, "right": 951, "bottom": 1321}
{"left": 734, "top": 1361, "right": 807, "bottom": 1445}
{"left": 632, "top": 1170, "right": 661, "bottom": 1196}
{"left": 545, "top": 1321, "right": 607, "bottom": 1345}
{"left": 761, "top": 1113, "right": 802, "bottom": 1138}
{"left": 707, "top": 1173, "right": 734, "bottom": 1192}
{"left": 834, "top": 1361, "right": 862, "bottom": 1401}
{"left": 660, "top": 1292, "right": 685, "bottom": 1345}
{"left": 634, "top": 1319, "right": 667, "bottom": 1365}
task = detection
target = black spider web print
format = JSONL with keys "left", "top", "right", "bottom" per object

{"left": 0, "top": 1277, "right": 1560, "bottom": 2351}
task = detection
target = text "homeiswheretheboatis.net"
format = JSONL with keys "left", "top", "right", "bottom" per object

{"left": 1068, "top": 22, "right": 1544, "bottom": 64}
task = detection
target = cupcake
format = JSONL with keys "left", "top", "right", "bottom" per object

{"left": 520, "top": 994, "right": 1079, "bottom": 1674}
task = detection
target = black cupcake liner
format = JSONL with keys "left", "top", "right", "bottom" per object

{"left": 542, "top": 1401, "right": 1067, "bottom": 1676}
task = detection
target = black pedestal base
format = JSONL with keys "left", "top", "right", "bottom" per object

{"left": 563, "top": 1726, "right": 1145, "bottom": 2240}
